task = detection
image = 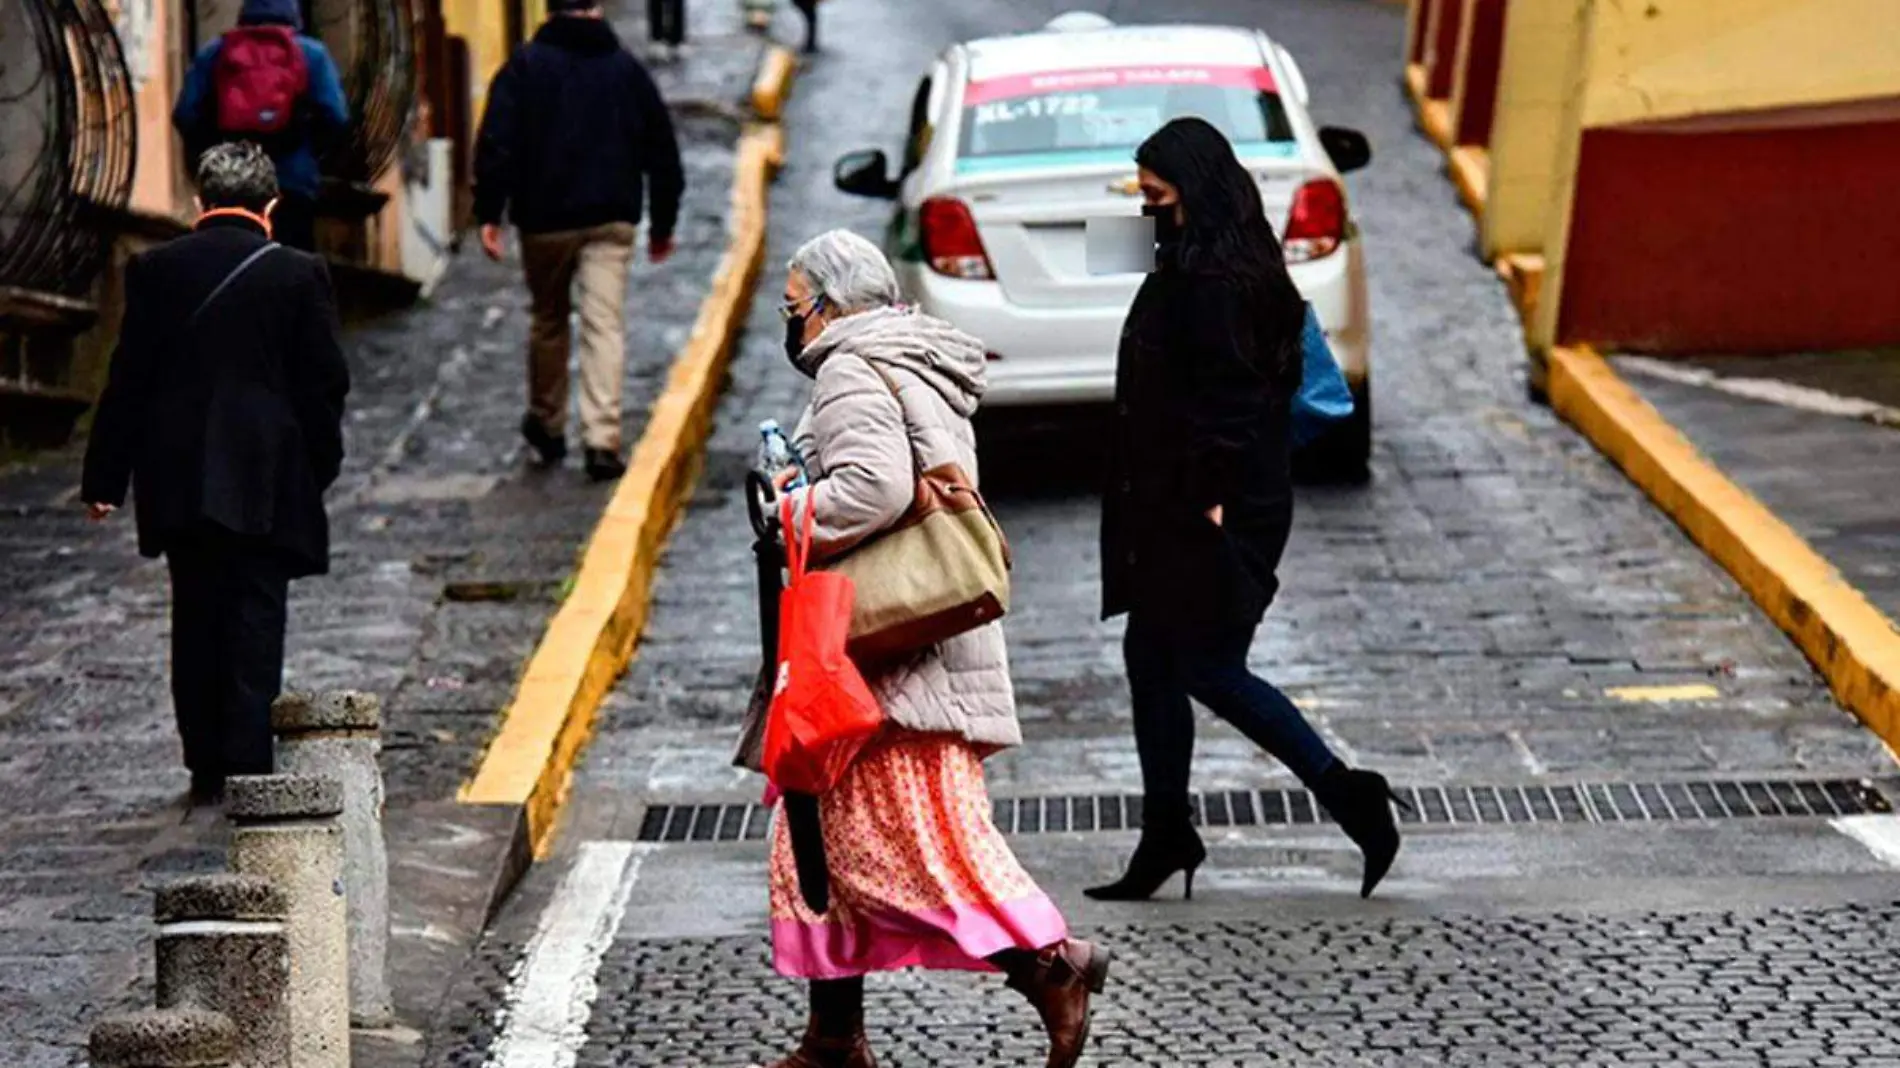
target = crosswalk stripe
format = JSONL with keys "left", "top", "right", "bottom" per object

{"left": 485, "top": 841, "right": 649, "bottom": 1068}
{"left": 1831, "top": 814, "right": 1900, "bottom": 870}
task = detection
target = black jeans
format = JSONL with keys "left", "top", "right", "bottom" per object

{"left": 1124, "top": 612, "right": 1338, "bottom": 828}
{"left": 166, "top": 532, "right": 293, "bottom": 780}
{"left": 271, "top": 191, "right": 319, "bottom": 253}
{"left": 648, "top": 0, "right": 685, "bottom": 44}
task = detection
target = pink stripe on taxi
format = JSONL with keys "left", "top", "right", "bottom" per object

{"left": 963, "top": 64, "right": 1277, "bottom": 107}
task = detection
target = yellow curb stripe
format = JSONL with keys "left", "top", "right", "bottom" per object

{"left": 460, "top": 123, "right": 787, "bottom": 857}
{"left": 1549, "top": 345, "right": 1900, "bottom": 751}
{"left": 1449, "top": 144, "right": 1488, "bottom": 219}
{"left": 1604, "top": 684, "right": 1719, "bottom": 704}
{"left": 751, "top": 45, "right": 796, "bottom": 121}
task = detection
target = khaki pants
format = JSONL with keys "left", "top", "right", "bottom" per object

{"left": 521, "top": 222, "right": 637, "bottom": 451}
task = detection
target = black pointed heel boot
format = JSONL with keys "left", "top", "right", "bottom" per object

{"left": 1084, "top": 824, "right": 1207, "bottom": 902}
{"left": 1316, "top": 765, "right": 1407, "bottom": 899}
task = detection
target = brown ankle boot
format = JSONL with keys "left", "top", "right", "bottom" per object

{"left": 1005, "top": 939, "right": 1112, "bottom": 1068}
{"left": 769, "top": 1019, "right": 877, "bottom": 1068}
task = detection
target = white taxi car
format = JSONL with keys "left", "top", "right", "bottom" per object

{"left": 833, "top": 13, "right": 1375, "bottom": 476}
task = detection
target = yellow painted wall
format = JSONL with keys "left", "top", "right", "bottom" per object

{"left": 1479, "top": 0, "right": 1585, "bottom": 261}
{"left": 1531, "top": 0, "right": 1900, "bottom": 348}
{"left": 1575, "top": 0, "right": 1900, "bottom": 130}
{"left": 446, "top": 0, "right": 517, "bottom": 127}
{"left": 122, "top": 0, "right": 189, "bottom": 221}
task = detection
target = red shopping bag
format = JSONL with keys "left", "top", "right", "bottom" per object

{"left": 762, "top": 496, "right": 883, "bottom": 794}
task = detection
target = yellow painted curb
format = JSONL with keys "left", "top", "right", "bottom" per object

{"left": 1494, "top": 252, "right": 1543, "bottom": 327}
{"left": 752, "top": 45, "right": 797, "bottom": 121}
{"left": 1448, "top": 144, "right": 1488, "bottom": 219}
{"left": 1419, "top": 97, "right": 1454, "bottom": 152}
{"left": 459, "top": 122, "right": 787, "bottom": 856}
{"left": 1404, "top": 64, "right": 1428, "bottom": 108}
{"left": 1548, "top": 345, "right": 1900, "bottom": 752}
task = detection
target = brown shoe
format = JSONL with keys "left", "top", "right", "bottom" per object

{"left": 768, "top": 1020, "right": 877, "bottom": 1068}
{"left": 1005, "top": 939, "right": 1111, "bottom": 1068}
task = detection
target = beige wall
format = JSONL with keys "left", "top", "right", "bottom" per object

{"left": 1576, "top": 0, "right": 1900, "bottom": 130}
{"left": 1479, "top": 0, "right": 1585, "bottom": 260}
{"left": 1530, "top": 0, "right": 1900, "bottom": 348}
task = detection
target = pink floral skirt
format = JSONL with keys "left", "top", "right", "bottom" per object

{"left": 769, "top": 732, "right": 1068, "bottom": 979}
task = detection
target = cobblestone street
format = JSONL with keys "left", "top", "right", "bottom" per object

{"left": 421, "top": 0, "right": 1900, "bottom": 1064}
{"left": 0, "top": 2, "right": 763, "bottom": 1061}
{"left": 8, "top": 0, "right": 1900, "bottom": 1063}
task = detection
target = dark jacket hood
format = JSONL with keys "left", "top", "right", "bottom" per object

{"left": 238, "top": 0, "right": 303, "bottom": 30}
{"left": 534, "top": 14, "right": 622, "bottom": 55}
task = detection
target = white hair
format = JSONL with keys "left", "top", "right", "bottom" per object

{"left": 788, "top": 229, "right": 900, "bottom": 314}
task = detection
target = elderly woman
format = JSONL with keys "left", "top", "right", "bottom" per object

{"left": 761, "top": 229, "right": 1107, "bottom": 1068}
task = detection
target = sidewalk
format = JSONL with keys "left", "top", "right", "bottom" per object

{"left": 0, "top": 2, "right": 768, "bottom": 1062}
{"left": 1617, "top": 352, "right": 1900, "bottom": 626}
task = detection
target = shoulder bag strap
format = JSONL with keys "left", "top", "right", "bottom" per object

{"left": 855, "top": 356, "right": 924, "bottom": 476}
{"left": 192, "top": 242, "right": 280, "bottom": 324}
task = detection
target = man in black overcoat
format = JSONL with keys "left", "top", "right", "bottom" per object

{"left": 83, "top": 141, "right": 350, "bottom": 804}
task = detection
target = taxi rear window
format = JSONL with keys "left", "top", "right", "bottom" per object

{"left": 957, "top": 64, "right": 1295, "bottom": 168}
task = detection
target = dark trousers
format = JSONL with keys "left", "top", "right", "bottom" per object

{"left": 165, "top": 533, "right": 293, "bottom": 780}
{"left": 648, "top": 0, "right": 685, "bottom": 44}
{"left": 1124, "top": 613, "right": 1338, "bottom": 828}
{"left": 271, "top": 191, "right": 319, "bottom": 253}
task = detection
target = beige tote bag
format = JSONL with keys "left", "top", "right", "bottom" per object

{"left": 832, "top": 362, "right": 1012, "bottom": 662}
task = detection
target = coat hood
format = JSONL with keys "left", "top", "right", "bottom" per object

{"left": 533, "top": 13, "right": 623, "bottom": 55}
{"left": 238, "top": 0, "right": 303, "bottom": 30}
{"left": 797, "top": 306, "right": 988, "bottom": 417}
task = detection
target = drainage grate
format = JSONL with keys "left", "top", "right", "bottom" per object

{"left": 634, "top": 777, "right": 1894, "bottom": 844}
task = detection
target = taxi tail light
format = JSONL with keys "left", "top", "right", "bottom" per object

{"left": 1283, "top": 178, "right": 1346, "bottom": 263}
{"left": 920, "top": 197, "right": 996, "bottom": 280}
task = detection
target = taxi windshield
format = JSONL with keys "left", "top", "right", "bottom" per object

{"left": 957, "top": 64, "right": 1295, "bottom": 168}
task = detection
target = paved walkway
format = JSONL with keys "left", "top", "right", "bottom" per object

{"left": 410, "top": 0, "right": 1900, "bottom": 1064}
{"left": 0, "top": 2, "right": 760, "bottom": 1061}
{"left": 1621, "top": 353, "right": 1900, "bottom": 624}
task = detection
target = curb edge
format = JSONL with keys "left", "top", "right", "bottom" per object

{"left": 1549, "top": 345, "right": 1900, "bottom": 754}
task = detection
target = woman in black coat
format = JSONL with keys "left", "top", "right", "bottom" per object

{"left": 1091, "top": 118, "right": 1403, "bottom": 902}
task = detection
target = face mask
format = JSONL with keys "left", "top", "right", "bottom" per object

{"left": 783, "top": 295, "right": 824, "bottom": 366}
{"left": 1142, "top": 202, "right": 1183, "bottom": 249}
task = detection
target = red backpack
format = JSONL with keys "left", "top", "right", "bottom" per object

{"left": 213, "top": 25, "right": 310, "bottom": 136}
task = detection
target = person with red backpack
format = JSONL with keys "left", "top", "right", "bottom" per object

{"left": 172, "top": 0, "right": 349, "bottom": 253}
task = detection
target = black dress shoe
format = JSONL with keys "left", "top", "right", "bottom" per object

{"left": 1085, "top": 823, "right": 1207, "bottom": 902}
{"left": 1314, "top": 764, "right": 1410, "bottom": 898}
{"left": 521, "top": 414, "right": 568, "bottom": 466}
{"left": 188, "top": 771, "right": 226, "bottom": 807}
{"left": 584, "top": 448, "right": 627, "bottom": 483}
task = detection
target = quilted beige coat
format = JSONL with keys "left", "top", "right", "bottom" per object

{"left": 780, "top": 305, "right": 1022, "bottom": 755}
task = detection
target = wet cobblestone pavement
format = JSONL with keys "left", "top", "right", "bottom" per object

{"left": 0, "top": 0, "right": 761, "bottom": 1060}
{"left": 583, "top": 904, "right": 1900, "bottom": 1066}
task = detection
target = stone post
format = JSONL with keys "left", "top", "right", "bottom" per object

{"left": 227, "top": 775, "right": 349, "bottom": 1068}
{"left": 271, "top": 690, "right": 392, "bottom": 1027}
{"left": 89, "top": 1008, "right": 235, "bottom": 1067}
{"left": 154, "top": 874, "right": 291, "bottom": 1068}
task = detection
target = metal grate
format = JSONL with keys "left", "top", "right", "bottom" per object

{"left": 634, "top": 777, "right": 1895, "bottom": 844}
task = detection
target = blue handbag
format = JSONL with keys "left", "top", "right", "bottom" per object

{"left": 1290, "top": 303, "right": 1354, "bottom": 447}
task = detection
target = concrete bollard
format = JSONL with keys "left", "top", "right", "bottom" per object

{"left": 227, "top": 775, "right": 349, "bottom": 1068}
{"left": 271, "top": 690, "right": 392, "bottom": 1027}
{"left": 90, "top": 1008, "right": 236, "bottom": 1067}
{"left": 154, "top": 874, "right": 291, "bottom": 1068}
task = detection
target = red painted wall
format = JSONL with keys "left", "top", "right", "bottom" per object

{"left": 1558, "top": 118, "right": 1900, "bottom": 353}
{"left": 1454, "top": 0, "right": 1506, "bottom": 146}
{"left": 1408, "top": 0, "right": 1430, "bottom": 63}
{"left": 1425, "top": 0, "right": 1465, "bottom": 99}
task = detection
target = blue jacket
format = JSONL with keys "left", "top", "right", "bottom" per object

{"left": 172, "top": 0, "right": 349, "bottom": 199}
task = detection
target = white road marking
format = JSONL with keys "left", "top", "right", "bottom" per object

{"left": 1618, "top": 355, "right": 1900, "bottom": 427}
{"left": 484, "top": 841, "right": 649, "bottom": 1068}
{"left": 1506, "top": 729, "right": 1548, "bottom": 776}
{"left": 1831, "top": 814, "right": 1900, "bottom": 870}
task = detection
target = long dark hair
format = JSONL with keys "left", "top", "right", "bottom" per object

{"left": 1136, "top": 117, "right": 1305, "bottom": 380}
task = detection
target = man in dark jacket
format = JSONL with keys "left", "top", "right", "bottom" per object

{"left": 82, "top": 143, "right": 351, "bottom": 805}
{"left": 473, "top": 0, "right": 684, "bottom": 482}
{"left": 172, "top": 0, "right": 350, "bottom": 252}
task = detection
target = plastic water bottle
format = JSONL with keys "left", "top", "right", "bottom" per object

{"left": 758, "top": 419, "right": 808, "bottom": 490}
